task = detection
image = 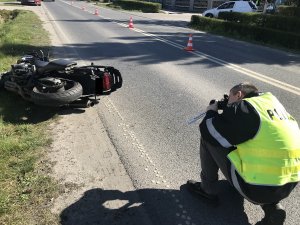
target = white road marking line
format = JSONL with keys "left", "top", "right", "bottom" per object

{"left": 102, "top": 97, "right": 197, "bottom": 224}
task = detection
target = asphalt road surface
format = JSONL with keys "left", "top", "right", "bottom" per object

{"left": 41, "top": 1, "right": 300, "bottom": 224}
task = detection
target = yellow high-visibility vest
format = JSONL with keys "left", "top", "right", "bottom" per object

{"left": 228, "top": 92, "right": 300, "bottom": 185}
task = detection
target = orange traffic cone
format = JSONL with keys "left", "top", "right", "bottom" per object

{"left": 94, "top": 8, "right": 99, "bottom": 15}
{"left": 184, "top": 34, "right": 194, "bottom": 51}
{"left": 128, "top": 17, "right": 134, "bottom": 28}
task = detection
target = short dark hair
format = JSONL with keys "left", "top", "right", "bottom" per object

{"left": 230, "top": 82, "right": 258, "bottom": 96}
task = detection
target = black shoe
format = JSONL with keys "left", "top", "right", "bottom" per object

{"left": 256, "top": 203, "right": 286, "bottom": 225}
{"left": 186, "top": 180, "right": 219, "bottom": 202}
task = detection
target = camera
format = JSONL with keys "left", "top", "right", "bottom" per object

{"left": 210, "top": 94, "right": 229, "bottom": 110}
{"left": 187, "top": 94, "right": 229, "bottom": 124}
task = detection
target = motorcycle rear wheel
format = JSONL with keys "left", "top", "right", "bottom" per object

{"left": 31, "top": 78, "right": 83, "bottom": 107}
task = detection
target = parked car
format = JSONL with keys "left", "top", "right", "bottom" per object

{"left": 202, "top": 1, "right": 257, "bottom": 18}
{"left": 21, "top": 0, "right": 41, "bottom": 6}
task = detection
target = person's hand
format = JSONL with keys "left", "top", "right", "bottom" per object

{"left": 206, "top": 101, "right": 218, "bottom": 111}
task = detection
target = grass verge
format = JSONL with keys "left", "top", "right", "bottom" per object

{"left": 0, "top": 9, "right": 50, "bottom": 71}
{"left": 0, "top": 0, "right": 17, "bottom": 2}
{"left": 0, "top": 9, "right": 60, "bottom": 224}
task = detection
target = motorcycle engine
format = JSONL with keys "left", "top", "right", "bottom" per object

{"left": 11, "top": 63, "right": 36, "bottom": 75}
{"left": 11, "top": 63, "right": 35, "bottom": 84}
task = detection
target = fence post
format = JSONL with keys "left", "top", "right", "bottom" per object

{"left": 189, "top": 0, "right": 195, "bottom": 11}
{"left": 171, "top": 0, "right": 176, "bottom": 8}
{"left": 208, "top": 0, "right": 213, "bottom": 9}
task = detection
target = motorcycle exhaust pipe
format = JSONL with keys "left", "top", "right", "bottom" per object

{"left": 85, "top": 100, "right": 95, "bottom": 108}
{"left": 65, "top": 99, "right": 95, "bottom": 108}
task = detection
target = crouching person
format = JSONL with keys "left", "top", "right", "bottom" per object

{"left": 187, "top": 82, "right": 300, "bottom": 225}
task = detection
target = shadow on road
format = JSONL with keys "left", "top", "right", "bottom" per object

{"left": 0, "top": 36, "right": 298, "bottom": 74}
{"left": 60, "top": 181, "right": 251, "bottom": 225}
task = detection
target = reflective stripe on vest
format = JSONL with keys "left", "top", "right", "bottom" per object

{"left": 206, "top": 118, "right": 232, "bottom": 148}
{"left": 228, "top": 92, "right": 300, "bottom": 185}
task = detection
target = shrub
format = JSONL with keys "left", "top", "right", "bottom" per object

{"left": 113, "top": 0, "right": 161, "bottom": 12}
{"left": 218, "top": 12, "right": 300, "bottom": 34}
{"left": 190, "top": 15, "right": 300, "bottom": 50}
{"left": 277, "top": 6, "right": 300, "bottom": 17}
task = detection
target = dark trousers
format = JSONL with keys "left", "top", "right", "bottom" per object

{"left": 200, "top": 138, "right": 233, "bottom": 195}
{"left": 200, "top": 138, "right": 298, "bottom": 204}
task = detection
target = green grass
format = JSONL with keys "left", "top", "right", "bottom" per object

{"left": 0, "top": 10, "right": 60, "bottom": 224}
{"left": 0, "top": 10, "right": 50, "bottom": 72}
{"left": 0, "top": 0, "right": 17, "bottom": 2}
{"left": 0, "top": 112, "right": 58, "bottom": 224}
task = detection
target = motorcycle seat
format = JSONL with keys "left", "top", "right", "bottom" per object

{"left": 36, "top": 59, "right": 77, "bottom": 74}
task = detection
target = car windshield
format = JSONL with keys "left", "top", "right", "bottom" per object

{"left": 217, "top": 2, "right": 235, "bottom": 9}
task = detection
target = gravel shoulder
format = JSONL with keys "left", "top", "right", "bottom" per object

{"left": 48, "top": 107, "right": 152, "bottom": 225}
{"left": 0, "top": 3, "right": 152, "bottom": 224}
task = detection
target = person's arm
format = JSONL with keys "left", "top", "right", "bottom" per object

{"left": 200, "top": 100, "right": 260, "bottom": 148}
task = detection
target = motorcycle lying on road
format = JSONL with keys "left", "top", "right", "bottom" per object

{"left": 0, "top": 50, "right": 122, "bottom": 108}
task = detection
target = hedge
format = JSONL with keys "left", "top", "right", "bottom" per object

{"left": 277, "top": 6, "right": 300, "bottom": 17}
{"left": 218, "top": 12, "right": 300, "bottom": 34}
{"left": 190, "top": 15, "right": 300, "bottom": 50}
{"left": 112, "top": 0, "right": 161, "bottom": 12}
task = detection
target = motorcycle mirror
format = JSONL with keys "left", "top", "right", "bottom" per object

{"left": 39, "top": 50, "right": 44, "bottom": 59}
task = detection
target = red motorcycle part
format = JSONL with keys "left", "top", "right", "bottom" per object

{"left": 102, "top": 71, "right": 111, "bottom": 93}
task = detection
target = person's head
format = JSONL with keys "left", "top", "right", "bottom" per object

{"left": 228, "top": 82, "right": 258, "bottom": 104}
